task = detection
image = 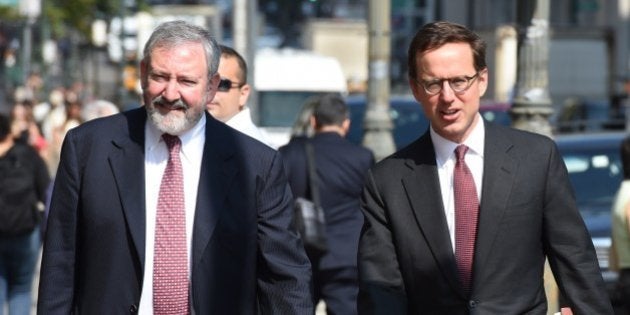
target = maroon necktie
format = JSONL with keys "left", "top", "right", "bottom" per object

{"left": 153, "top": 134, "right": 189, "bottom": 314}
{"left": 453, "top": 145, "right": 479, "bottom": 294}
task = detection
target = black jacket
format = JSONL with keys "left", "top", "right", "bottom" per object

{"left": 0, "top": 141, "right": 50, "bottom": 236}
{"left": 280, "top": 132, "right": 374, "bottom": 269}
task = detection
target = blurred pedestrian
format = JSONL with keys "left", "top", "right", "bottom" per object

{"left": 81, "top": 99, "right": 119, "bottom": 122}
{"left": 40, "top": 99, "right": 119, "bottom": 239}
{"left": 280, "top": 93, "right": 374, "bottom": 315}
{"left": 357, "top": 21, "right": 612, "bottom": 314}
{"left": 37, "top": 20, "right": 312, "bottom": 314}
{"left": 47, "top": 91, "right": 83, "bottom": 177}
{"left": 38, "top": 87, "right": 66, "bottom": 143}
{"left": 207, "top": 45, "right": 272, "bottom": 147}
{"left": 290, "top": 96, "right": 318, "bottom": 139}
{"left": 610, "top": 135, "right": 630, "bottom": 314}
{"left": 10, "top": 100, "right": 47, "bottom": 158}
{"left": 0, "top": 113, "right": 50, "bottom": 315}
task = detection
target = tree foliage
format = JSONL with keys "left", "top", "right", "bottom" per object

{"left": 0, "top": 0, "right": 151, "bottom": 42}
{"left": 44, "top": 0, "right": 119, "bottom": 40}
{"left": 0, "top": 5, "right": 20, "bottom": 21}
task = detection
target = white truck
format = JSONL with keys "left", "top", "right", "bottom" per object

{"left": 253, "top": 47, "right": 348, "bottom": 148}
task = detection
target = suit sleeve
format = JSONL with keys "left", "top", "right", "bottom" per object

{"left": 37, "top": 132, "right": 80, "bottom": 314}
{"left": 357, "top": 169, "right": 408, "bottom": 315}
{"left": 543, "top": 142, "right": 614, "bottom": 314}
{"left": 256, "top": 151, "right": 314, "bottom": 314}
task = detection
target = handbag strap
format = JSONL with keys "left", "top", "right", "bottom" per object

{"left": 304, "top": 140, "right": 321, "bottom": 207}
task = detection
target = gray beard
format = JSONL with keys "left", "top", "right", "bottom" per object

{"left": 146, "top": 96, "right": 205, "bottom": 135}
{"left": 148, "top": 109, "right": 194, "bottom": 135}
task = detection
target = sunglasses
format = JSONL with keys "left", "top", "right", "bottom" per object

{"left": 217, "top": 78, "right": 244, "bottom": 92}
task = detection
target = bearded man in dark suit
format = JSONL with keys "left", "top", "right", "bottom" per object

{"left": 37, "top": 20, "right": 312, "bottom": 314}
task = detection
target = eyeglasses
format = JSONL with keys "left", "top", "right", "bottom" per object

{"left": 217, "top": 78, "right": 244, "bottom": 92}
{"left": 417, "top": 73, "right": 479, "bottom": 95}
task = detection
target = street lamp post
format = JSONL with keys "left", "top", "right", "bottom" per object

{"left": 511, "top": 0, "right": 553, "bottom": 138}
{"left": 233, "top": 0, "right": 258, "bottom": 123}
{"left": 512, "top": 1, "right": 558, "bottom": 314}
{"left": 362, "top": 0, "right": 395, "bottom": 161}
{"left": 19, "top": 0, "right": 40, "bottom": 84}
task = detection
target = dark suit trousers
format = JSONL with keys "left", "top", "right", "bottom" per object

{"left": 310, "top": 251, "right": 358, "bottom": 315}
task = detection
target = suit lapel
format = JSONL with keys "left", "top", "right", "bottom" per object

{"left": 109, "top": 108, "right": 147, "bottom": 266}
{"left": 403, "top": 134, "right": 463, "bottom": 296}
{"left": 191, "top": 114, "right": 238, "bottom": 270}
{"left": 105, "top": 110, "right": 242, "bottom": 275}
{"left": 473, "top": 123, "right": 518, "bottom": 286}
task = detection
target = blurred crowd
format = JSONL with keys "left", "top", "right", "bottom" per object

{"left": 5, "top": 72, "right": 119, "bottom": 176}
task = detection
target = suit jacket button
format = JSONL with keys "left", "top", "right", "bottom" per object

{"left": 469, "top": 300, "right": 478, "bottom": 308}
{"left": 129, "top": 304, "right": 138, "bottom": 313}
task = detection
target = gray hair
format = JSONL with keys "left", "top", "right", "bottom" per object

{"left": 81, "top": 99, "right": 120, "bottom": 122}
{"left": 142, "top": 20, "right": 221, "bottom": 81}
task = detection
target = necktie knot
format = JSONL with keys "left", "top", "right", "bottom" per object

{"left": 455, "top": 145, "right": 469, "bottom": 162}
{"left": 162, "top": 134, "right": 181, "bottom": 156}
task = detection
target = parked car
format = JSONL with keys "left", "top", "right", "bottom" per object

{"left": 345, "top": 95, "right": 511, "bottom": 149}
{"left": 345, "top": 95, "right": 428, "bottom": 149}
{"left": 554, "top": 131, "right": 626, "bottom": 299}
{"left": 555, "top": 99, "right": 625, "bottom": 133}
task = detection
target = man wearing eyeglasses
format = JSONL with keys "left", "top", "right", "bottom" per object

{"left": 357, "top": 21, "right": 613, "bottom": 314}
{"left": 207, "top": 45, "right": 272, "bottom": 147}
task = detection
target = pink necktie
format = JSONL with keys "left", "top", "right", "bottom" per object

{"left": 453, "top": 145, "right": 479, "bottom": 294}
{"left": 153, "top": 134, "right": 189, "bottom": 314}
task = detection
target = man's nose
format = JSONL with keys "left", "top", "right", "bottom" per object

{"left": 162, "top": 80, "right": 181, "bottom": 101}
{"left": 439, "top": 80, "right": 456, "bottom": 102}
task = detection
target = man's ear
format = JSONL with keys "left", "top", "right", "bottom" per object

{"left": 341, "top": 118, "right": 350, "bottom": 135}
{"left": 140, "top": 60, "right": 148, "bottom": 89}
{"left": 477, "top": 68, "right": 489, "bottom": 98}
{"left": 409, "top": 77, "right": 424, "bottom": 103}
{"left": 207, "top": 73, "right": 221, "bottom": 100}
{"left": 238, "top": 84, "right": 251, "bottom": 110}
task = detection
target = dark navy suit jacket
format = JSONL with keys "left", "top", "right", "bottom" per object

{"left": 280, "top": 132, "right": 374, "bottom": 269}
{"left": 37, "top": 108, "right": 313, "bottom": 314}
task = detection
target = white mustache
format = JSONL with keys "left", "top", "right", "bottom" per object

{"left": 153, "top": 97, "right": 188, "bottom": 110}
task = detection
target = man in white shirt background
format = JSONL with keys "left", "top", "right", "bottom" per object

{"left": 207, "top": 45, "right": 272, "bottom": 147}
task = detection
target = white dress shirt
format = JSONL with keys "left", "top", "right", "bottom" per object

{"left": 226, "top": 107, "right": 274, "bottom": 148}
{"left": 431, "top": 114, "right": 485, "bottom": 252}
{"left": 138, "top": 115, "right": 206, "bottom": 314}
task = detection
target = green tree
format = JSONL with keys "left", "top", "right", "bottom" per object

{"left": 45, "top": 0, "right": 115, "bottom": 40}
{"left": 44, "top": 0, "right": 147, "bottom": 41}
{"left": 0, "top": 4, "right": 21, "bottom": 22}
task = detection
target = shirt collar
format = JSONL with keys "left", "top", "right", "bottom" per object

{"left": 431, "top": 113, "right": 485, "bottom": 166}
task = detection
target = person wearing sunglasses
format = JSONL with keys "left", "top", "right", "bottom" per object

{"left": 207, "top": 45, "right": 272, "bottom": 147}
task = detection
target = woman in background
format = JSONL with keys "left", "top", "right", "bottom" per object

{"left": 0, "top": 113, "right": 50, "bottom": 314}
